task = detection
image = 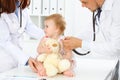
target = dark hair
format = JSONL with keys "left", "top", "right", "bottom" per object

{"left": 0, "top": 0, "right": 30, "bottom": 15}
{"left": 19, "top": 0, "right": 30, "bottom": 9}
{"left": 0, "top": 0, "right": 16, "bottom": 14}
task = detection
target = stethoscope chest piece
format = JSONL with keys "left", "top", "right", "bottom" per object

{"left": 18, "top": 28, "right": 24, "bottom": 34}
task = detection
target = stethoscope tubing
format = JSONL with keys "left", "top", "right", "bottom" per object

{"left": 73, "top": 12, "right": 96, "bottom": 56}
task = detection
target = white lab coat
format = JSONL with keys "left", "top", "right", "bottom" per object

{"left": 77, "top": 0, "right": 120, "bottom": 60}
{"left": 0, "top": 8, "right": 44, "bottom": 72}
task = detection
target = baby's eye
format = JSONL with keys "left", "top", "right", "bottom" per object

{"left": 45, "top": 25, "right": 48, "bottom": 28}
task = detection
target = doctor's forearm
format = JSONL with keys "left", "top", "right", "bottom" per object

{"left": 90, "top": 42, "right": 119, "bottom": 56}
{"left": 3, "top": 41, "right": 30, "bottom": 66}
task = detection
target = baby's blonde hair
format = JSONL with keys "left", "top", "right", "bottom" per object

{"left": 45, "top": 14, "right": 66, "bottom": 35}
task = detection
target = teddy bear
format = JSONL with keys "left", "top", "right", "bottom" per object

{"left": 37, "top": 38, "right": 71, "bottom": 77}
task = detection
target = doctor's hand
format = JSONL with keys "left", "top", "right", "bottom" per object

{"left": 62, "top": 36, "right": 82, "bottom": 50}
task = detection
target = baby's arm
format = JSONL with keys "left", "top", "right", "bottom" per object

{"left": 61, "top": 50, "right": 74, "bottom": 77}
{"left": 37, "top": 37, "right": 45, "bottom": 54}
{"left": 37, "top": 37, "right": 51, "bottom": 54}
{"left": 63, "top": 50, "right": 72, "bottom": 60}
{"left": 59, "top": 39, "right": 72, "bottom": 60}
{"left": 62, "top": 50, "right": 75, "bottom": 77}
{"left": 59, "top": 40, "right": 74, "bottom": 77}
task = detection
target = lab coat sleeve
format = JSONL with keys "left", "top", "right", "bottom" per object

{"left": 24, "top": 8, "right": 45, "bottom": 40}
{"left": 0, "top": 19, "right": 30, "bottom": 67}
{"left": 4, "top": 41, "right": 30, "bottom": 66}
{"left": 82, "top": 1, "right": 120, "bottom": 57}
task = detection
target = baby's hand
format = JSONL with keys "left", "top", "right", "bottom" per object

{"left": 43, "top": 45, "right": 52, "bottom": 54}
{"left": 38, "top": 45, "right": 52, "bottom": 54}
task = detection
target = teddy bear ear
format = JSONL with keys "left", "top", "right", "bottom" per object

{"left": 52, "top": 43, "right": 57, "bottom": 47}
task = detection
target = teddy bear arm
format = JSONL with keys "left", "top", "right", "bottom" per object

{"left": 43, "top": 63, "right": 58, "bottom": 77}
{"left": 37, "top": 54, "right": 47, "bottom": 62}
{"left": 58, "top": 59, "right": 71, "bottom": 72}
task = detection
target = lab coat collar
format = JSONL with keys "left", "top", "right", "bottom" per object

{"left": 1, "top": 13, "right": 24, "bottom": 34}
{"left": 97, "top": 0, "right": 114, "bottom": 28}
{"left": 16, "top": 0, "right": 20, "bottom": 8}
{"left": 101, "top": 0, "right": 114, "bottom": 11}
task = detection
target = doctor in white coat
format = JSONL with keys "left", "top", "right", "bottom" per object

{"left": 63, "top": 0, "right": 120, "bottom": 59}
{"left": 0, "top": 0, "right": 44, "bottom": 72}
{"left": 63, "top": 0, "right": 120, "bottom": 78}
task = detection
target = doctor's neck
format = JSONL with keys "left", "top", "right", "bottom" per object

{"left": 96, "top": 0, "right": 105, "bottom": 8}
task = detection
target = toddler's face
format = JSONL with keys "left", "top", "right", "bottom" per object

{"left": 44, "top": 19, "right": 58, "bottom": 37}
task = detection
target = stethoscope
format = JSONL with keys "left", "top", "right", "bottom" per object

{"left": 17, "top": 0, "right": 25, "bottom": 37}
{"left": 73, "top": 8, "right": 102, "bottom": 56}
{"left": 0, "top": 0, "right": 24, "bottom": 37}
{"left": 19, "top": 3, "right": 22, "bottom": 28}
{"left": 17, "top": 0, "right": 23, "bottom": 28}
{"left": 0, "top": 0, "right": 22, "bottom": 24}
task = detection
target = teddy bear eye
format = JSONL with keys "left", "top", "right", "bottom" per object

{"left": 52, "top": 43, "right": 57, "bottom": 47}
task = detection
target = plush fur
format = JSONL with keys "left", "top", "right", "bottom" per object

{"left": 37, "top": 38, "right": 70, "bottom": 77}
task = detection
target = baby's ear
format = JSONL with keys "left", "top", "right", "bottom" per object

{"left": 55, "top": 27, "right": 61, "bottom": 34}
{"left": 52, "top": 43, "right": 58, "bottom": 47}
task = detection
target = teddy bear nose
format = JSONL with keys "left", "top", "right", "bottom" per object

{"left": 52, "top": 43, "right": 57, "bottom": 47}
